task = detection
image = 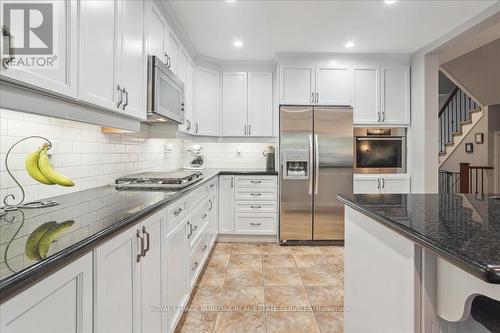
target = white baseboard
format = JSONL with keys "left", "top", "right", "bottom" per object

{"left": 216, "top": 234, "right": 277, "bottom": 243}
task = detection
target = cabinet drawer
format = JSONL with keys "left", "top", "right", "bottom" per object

{"left": 235, "top": 176, "right": 277, "bottom": 188}
{"left": 188, "top": 199, "right": 210, "bottom": 249}
{"left": 235, "top": 213, "right": 276, "bottom": 235}
{"left": 235, "top": 189, "right": 277, "bottom": 201}
{"left": 235, "top": 201, "right": 277, "bottom": 213}
{"left": 189, "top": 233, "right": 208, "bottom": 287}
{"left": 166, "top": 196, "right": 189, "bottom": 231}
{"left": 189, "top": 177, "right": 217, "bottom": 209}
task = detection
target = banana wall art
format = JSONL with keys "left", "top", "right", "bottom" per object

{"left": 2, "top": 136, "right": 75, "bottom": 211}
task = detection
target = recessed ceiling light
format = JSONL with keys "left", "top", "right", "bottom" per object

{"left": 226, "top": 0, "right": 236, "bottom": 3}
{"left": 345, "top": 41, "right": 355, "bottom": 48}
{"left": 384, "top": 0, "right": 398, "bottom": 4}
{"left": 233, "top": 40, "right": 243, "bottom": 48}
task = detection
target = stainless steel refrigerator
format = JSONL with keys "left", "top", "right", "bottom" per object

{"left": 279, "top": 106, "right": 353, "bottom": 242}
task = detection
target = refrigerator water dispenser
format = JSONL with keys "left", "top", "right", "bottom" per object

{"left": 282, "top": 149, "right": 310, "bottom": 179}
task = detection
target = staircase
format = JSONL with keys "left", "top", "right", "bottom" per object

{"left": 438, "top": 74, "right": 483, "bottom": 166}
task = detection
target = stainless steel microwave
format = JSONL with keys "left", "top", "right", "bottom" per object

{"left": 147, "top": 55, "right": 184, "bottom": 124}
{"left": 353, "top": 127, "right": 406, "bottom": 174}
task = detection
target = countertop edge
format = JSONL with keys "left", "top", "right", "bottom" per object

{"left": 337, "top": 195, "right": 500, "bottom": 285}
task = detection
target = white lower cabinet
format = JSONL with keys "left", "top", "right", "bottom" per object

{"left": 94, "top": 210, "right": 164, "bottom": 333}
{"left": 353, "top": 174, "right": 410, "bottom": 194}
{"left": 218, "top": 176, "right": 235, "bottom": 234}
{"left": 163, "top": 217, "right": 188, "bottom": 333}
{"left": 0, "top": 253, "right": 93, "bottom": 333}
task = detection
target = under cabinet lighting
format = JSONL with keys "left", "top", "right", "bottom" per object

{"left": 384, "top": 0, "right": 398, "bottom": 4}
{"left": 345, "top": 41, "right": 355, "bottom": 48}
{"left": 233, "top": 40, "right": 243, "bottom": 48}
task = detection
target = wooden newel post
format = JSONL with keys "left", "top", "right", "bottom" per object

{"left": 459, "top": 163, "right": 470, "bottom": 193}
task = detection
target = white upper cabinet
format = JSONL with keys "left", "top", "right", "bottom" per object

{"left": 0, "top": 0, "right": 78, "bottom": 97}
{"left": 381, "top": 66, "right": 410, "bottom": 125}
{"left": 178, "top": 48, "right": 188, "bottom": 83}
{"left": 280, "top": 65, "right": 315, "bottom": 105}
{"left": 352, "top": 66, "right": 380, "bottom": 124}
{"left": 248, "top": 72, "right": 273, "bottom": 137}
{"left": 117, "top": 0, "right": 146, "bottom": 120}
{"left": 78, "top": 0, "right": 120, "bottom": 111}
{"left": 166, "top": 31, "right": 179, "bottom": 74}
{"left": 316, "top": 66, "right": 351, "bottom": 106}
{"left": 180, "top": 59, "right": 195, "bottom": 134}
{"left": 222, "top": 72, "right": 248, "bottom": 136}
{"left": 195, "top": 66, "right": 220, "bottom": 136}
{"left": 147, "top": 2, "right": 168, "bottom": 62}
{"left": 79, "top": 0, "right": 146, "bottom": 119}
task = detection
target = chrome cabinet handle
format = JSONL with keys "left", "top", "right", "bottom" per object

{"left": 201, "top": 213, "right": 207, "bottom": 220}
{"left": 381, "top": 111, "right": 385, "bottom": 122}
{"left": 315, "top": 134, "right": 319, "bottom": 195}
{"left": 192, "top": 262, "right": 198, "bottom": 271}
{"left": 186, "top": 119, "right": 191, "bottom": 131}
{"left": 117, "top": 85, "right": 123, "bottom": 108}
{"left": 250, "top": 180, "right": 262, "bottom": 184}
{"left": 311, "top": 92, "right": 314, "bottom": 104}
{"left": 136, "top": 229, "right": 144, "bottom": 262}
{"left": 202, "top": 245, "right": 208, "bottom": 252}
{"left": 196, "top": 123, "right": 199, "bottom": 133}
{"left": 230, "top": 177, "right": 234, "bottom": 188}
{"left": 250, "top": 205, "right": 262, "bottom": 209}
{"left": 250, "top": 222, "right": 262, "bottom": 226}
{"left": 193, "top": 225, "right": 199, "bottom": 232}
{"left": 308, "top": 134, "right": 313, "bottom": 195}
{"left": 123, "top": 88, "right": 129, "bottom": 110}
{"left": 248, "top": 125, "right": 251, "bottom": 135}
{"left": 377, "top": 111, "right": 381, "bottom": 123}
{"left": 209, "top": 199, "right": 213, "bottom": 212}
{"left": 173, "top": 207, "right": 183, "bottom": 216}
{"left": 210, "top": 183, "right": 215, "bottom": 189}
{"left": 1, "top": 25, "right": 15, "bottom": 69}
{"left": 316, "top": 92, "right": 319, "bottom": 104}
{"left": 250, "top": 193, "right": 262, "bottom": 196}
{"left": 377, "top": 178, "right": 381, "bottom": 190}
{"left": 187, "top": 222, "right": 193, "bottom": 239}
{"left": 142, "top": 226, "right": 150, "bottom": 256}
{"left": 382, "top": 178, "right": 385, "bottom": 189}
{"left": 244, "top": 125, "right": 247, "bottom": 135}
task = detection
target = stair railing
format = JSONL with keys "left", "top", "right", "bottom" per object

{"left": 459, "top": 163, "right": 494, "bottom": 197}
{"left": 438, "top": 170, "right": 460, "bottom": 194}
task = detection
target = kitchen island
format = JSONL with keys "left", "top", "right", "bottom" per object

{"left": 338, "top": 193, "right": 500, "bottom": 333}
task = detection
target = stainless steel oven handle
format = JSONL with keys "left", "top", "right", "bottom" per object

{"left": 315, "top": 134, "right": 319, "bottom": 195}
{"left": 308, "top": 134, "right": 313, "bottom": 195}
{"left": 356, "top": 137, "right": 403, "bottom": 141}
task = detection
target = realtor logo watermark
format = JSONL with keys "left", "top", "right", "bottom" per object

{"left": 2, "top": 2, "right": 57, "bottom": 68}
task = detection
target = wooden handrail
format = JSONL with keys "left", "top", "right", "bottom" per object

{"left": 468, "top": 166, "right": 493, "bottom": 170}
{"left": 439, "top": 86, "right": 459, "bottom": 116}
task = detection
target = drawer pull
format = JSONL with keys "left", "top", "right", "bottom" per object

{"left": 192, "top": 262, "right": 198, "bottom": 271}
{"left": 187, "top": 222, "right": 193, "bottom": 239}
{"left": 142, "top": 226, "right": 150, "bottom": 257}
{"left": 250, "top": 193, "right": 262, "bottom": 196}
{"left": 136, "top": 229, "right": 145, "bottom": 263}
{"left": 209, "top": 199, "right": 213, "bottom": 212}
{"left": 250, "top": 205, "right": 262, "bottom": 209}
{"left": 201, "top": 213, "right": 208, "bottom": 219}
{"left": 210, "top": 183, "right": 215, "bottom": 188}
{"left": 202, "top": 245, "right": 208, "bottom": 252}
{"left": 193, "top": 225, "right": 199, "bottom": 232}
{"left": 250, "top": 222, "right": 262, "bottom": 226}
{"left": 173, "top": 207, "right": 183, "bottom": 216}
{"left": 250, "top": 180, "right": 262, "bottom": 184}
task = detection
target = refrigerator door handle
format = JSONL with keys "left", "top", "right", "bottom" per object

{"left": 315, "top": 134, "right": 319, "bottom": 195}
{"left": 308, "top": 134, "right": 313, "bottom": 195}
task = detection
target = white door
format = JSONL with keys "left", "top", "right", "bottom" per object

{"left": 353, "top": 175, "right": 381, "bottom": 194}
{"left": 280, "top": 65, "right": 315, "bottom": 105}
{"left": 195, "top": 66, "right": 220, "bottom": 136}
{"left": 117, "top": 0, "right": 146, "bottom": 120}
{"left": 163, "top": 219, "right": 188, "bottom": 333}
{"left": 352, "top": 66, "right": 380, "bottom": 124}
{"left": 218, "top": 176, "right": 235, "bottom": 234}
{"left": 140, "top": 212, "right": 164, "bottom": 333}
{"left": 0, "top": 253, "right": 92, "bottom": 333}
{"left": 316, "top": 66, "right": 351, "bottom": 106}
{"left": 147, "top": 2, "right": 167, "bottom": 62}
{"left": 248, "top": 71, "right": 273, "bottom": 137}
{"left": 222, "top": 72, "right": 248, "bottom": 136}
{"left": 381, "top": 175, "right": 411, "bottom": 194}
{"left": 78, "top": 0, "right": 119, "bottom": 111}
{"left": 0, "top": 0, "right": 78, "bottom": 97}
{"left": 166, "top": 31, "right": 179, "bottom": 74}
{"left": 94, "top": 226, "right": 140, "bottom": 333}
{"left": 381, "top": 67, "right": 410, "bottom": 125}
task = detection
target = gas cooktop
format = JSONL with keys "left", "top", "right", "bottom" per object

{"left": 115, "top": 171, "right": 203, "bottom": 189}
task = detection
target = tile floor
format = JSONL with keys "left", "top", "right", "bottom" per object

{"left": 175, "top": 242, "right": 345, "bottom": 333}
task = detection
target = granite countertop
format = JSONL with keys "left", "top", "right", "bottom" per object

{"left": 0, "top": 169, "right": 277, "bottom": 301}
{"left": 337, "top": 193, "right": 500, "bottom": 284}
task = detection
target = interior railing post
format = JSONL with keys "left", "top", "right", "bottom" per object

{"left": 459, "top": 163, "right": 470, "bottom": 194}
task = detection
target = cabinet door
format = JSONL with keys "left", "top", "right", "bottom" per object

{"left": 148, "top": 2, "right": 167, "bottom": 62}
{"left": 195, "top": 66, "right": 220, "bottom": 136}
{"left": 0, "top": 253, "right": 92, "bottom": 333}
{"left": 180, "top": 59, "right": 195, "bottom": 133}
{"left": 0, "top": 0, "right": 77, "bottom": 97}
{"left": 218, "top": 176, "right": 235, "bottom": 234}
{"left": 353, "top": 175, "right": 380, "bottom": 194}
{"left": 248, "top": 72, "right": 273, "bottom": 137}
{"left": 117, "top": 0, "right": 146, "bottom": 120}
{"left": 381, "top": 67, "right": 410, "bottom": 125}
{"left": 381, "top": 176, "right": 410, "bottom": 194}
{"left": 222, "top": 72, "right": 248, "bottom": 136}
{"left": 352, "top": 66, "right": 380, "bottom": 124}
{"left": 280, "top": 65, "right": 314, "bottom": 105}
{"left": 140, "top": 212, "right": 164, "bottom": 333}
{"left": 166, "top": 31, "right": 179, "bottom": 74}
{"left": 163, "top": 219, "right": 188, "bottom": 333}
{"left": 207, "top": 190, "right": 218, "bottom": 246}
{"left": 78, "top": 0, "right": 119, "bottom": 111}
{"left": 94, "top": 226, "right": 140, "bottom": 333}
{"left": 178, "top": 48, "right": 188, "bottom": 83}
{"left": 316, "top": 66, "right": 351, "bottom": 106}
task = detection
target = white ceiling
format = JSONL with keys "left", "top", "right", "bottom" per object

{"left": 167, "top": 0, "right": 497, "bottom": 61}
